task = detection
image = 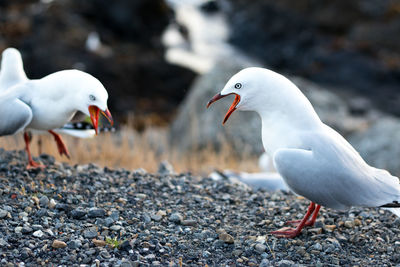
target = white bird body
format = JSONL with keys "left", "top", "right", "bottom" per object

{"left": 208, "top": 67, "right": 400, "bottom": 237}
{"left": 0, "top": 69, "right": 108, "bottom": 135}
{"left": 0, "top": 49, "right": 112, "bottom": 168}
{"left": 0, "top": 48, "right": 97, "bottom": 138}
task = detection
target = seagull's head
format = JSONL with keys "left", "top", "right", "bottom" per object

{"left": 71, "top": 70, "right": 113, "bottom": 134}
{"left": 1, "top": 48, "right": 23, "bottom": 69}
{"left": 206, "top": 67, "right": 273, "bottom": 124}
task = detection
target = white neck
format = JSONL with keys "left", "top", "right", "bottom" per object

{"left": 255, "top": 94, "right": 323, "bottom": 155}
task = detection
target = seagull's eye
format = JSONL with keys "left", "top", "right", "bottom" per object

{"left": 234, "top": 83, "right": 242, "bottom": 89}
{"left": 89, "top": 94, "right": 96, "bottom": 101}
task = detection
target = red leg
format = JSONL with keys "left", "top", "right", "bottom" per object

{"left": 285, "top": 204, "right": 321, "bottom": 227}
{"left": 24, "top": 132, "right": 45, "bottom": 169}
{"left": 271, "top": 202, "right": 316, "bottom": 238}
{"left": 48, "top": 130, "right": 70, "bottom": 159}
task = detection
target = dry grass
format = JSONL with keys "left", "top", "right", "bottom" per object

{"left": 0, "top": 126, "right": 259, "bottom": 175}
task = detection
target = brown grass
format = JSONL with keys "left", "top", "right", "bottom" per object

{"left": 0, "top": 126, "right": 259, "bottom": 175}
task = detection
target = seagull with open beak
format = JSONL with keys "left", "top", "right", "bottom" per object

{"left": 207, "top": 67, "right": 400, "bottom": 238}
{"left": 0, "top": 69, "right": 113, "bottom": 169}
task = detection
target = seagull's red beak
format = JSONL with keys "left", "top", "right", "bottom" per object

{"left": 207, "top": 93, "right": 241, "bottom": 124}
{"left": 88, "top": 105, "right": 114, "bottom": 135}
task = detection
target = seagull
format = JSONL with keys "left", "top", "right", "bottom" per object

{"left": 0, "top": 47, "right": 97, "bottom": 138}
{"left": 0, "top": 69, "right": 113, "bottom": 168}
{"left": 207, "top": 67, "right": 400, "bottom": 238}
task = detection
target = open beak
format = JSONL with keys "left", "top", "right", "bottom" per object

{"left": 206, "top": 93, "right": 241, "bottom": 124}
{"left": 88, "top": 105, "right": 114, "bottom": 135}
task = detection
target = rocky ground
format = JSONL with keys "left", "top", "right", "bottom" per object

{"left": 1, "top": 149, "right": 400, "bottom": 266}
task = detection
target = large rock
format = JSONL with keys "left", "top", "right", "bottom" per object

{"left": 170, "top": 53, "right": 369, "bottom": 154}
{"left": 349, "top": 117, "right": 400, "bottom": 175}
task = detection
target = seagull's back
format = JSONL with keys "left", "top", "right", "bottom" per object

{"left": 273, "top": 124, "right": 400, "bottom": 210}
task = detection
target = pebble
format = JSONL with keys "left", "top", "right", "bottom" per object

{"left": 52, "top": 240, "right": 67, "bottom": 249}
{"left": 84, "top": 229, "right": 98, "bottom": 239}
{"left": 344, "top": 220, "right": 354, "bottom": 228}
{"left": 49, "top": 199, "right": 57, "bottom": 209}
{"left": 255, "top": 243, "right": 266, "bottom": 253}
{"left": 0, "top": 209, "right": 7, "bottom": 218}
{"left": 110, "top": 225, "right": 122, "bottom": 231}
{"left": 92, "top": 239, "right": 106, "bottom": 247}
{"left": 32, "top": 230, "right": 44, "bottom": 238}
{"left": 169, "top": 213, "right": 183, "bottom": 224}
{"left": 70, "top": 209, "right": 87, "bottom": 219}
{"left": 219, "top": 233, "right": 234, "bottom": 244}
{"left": 39, "top": 196, "right": 49, "bottom": 207}
{"left": 88, "top": 208, "right": 106, "bottom": 218}
{"left": 67, "top": 240, "right": 82, "bottom": 249}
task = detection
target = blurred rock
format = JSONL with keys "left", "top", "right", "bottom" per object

{"left": 170, "top": 51, "right": 371, "bottom": 154}
{"left": 224, "top": 0, "right": 400, "bottom": 116}
{"left": 349, "top": 117, "right": 400, "bottom": 175}
{"left": 169, "top": 52, "right": 263, "bottom": 154}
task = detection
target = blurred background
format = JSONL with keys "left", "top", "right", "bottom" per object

{"left": 1, "top": 0, "right": 400, "bottom": 175}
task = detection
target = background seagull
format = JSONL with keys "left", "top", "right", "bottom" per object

{"left": 207, "top": 67, "right": 400, "bottom": 238}
{"left": 0, "top": 47, "right": 98, "bottom": 138}
{"left": 0, "top": 69, "right": 113, "bottom": 168}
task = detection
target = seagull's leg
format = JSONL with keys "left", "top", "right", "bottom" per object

{"left": 48, "top": 130, "right": 70, "bottom": 159}
{"left": 285, "top": 204, "right": 321, "bottom": 227}
{"left": 24, "top": 132, "right": 45, "bottom": 169}
{"left": 271, "top": 202, "right": 316, "bottom": 238}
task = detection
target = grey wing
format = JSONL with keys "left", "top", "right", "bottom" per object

{"left": 273, "top": 144, "right": 400, "bottom": 210}
{"left": 0, "top": 98, "right": 32, "bottom": 136}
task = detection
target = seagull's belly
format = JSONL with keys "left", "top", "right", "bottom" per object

{"left": 27, "top": 108, "right": 75, "bottom": 131}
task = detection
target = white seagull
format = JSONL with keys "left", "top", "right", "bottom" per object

{"left": 207, "top": 67, "right": 400, "bottom": 238}
{"left": 0, "top": 68, "right": 113, "bottom": 168}
{"left": 0, "top": 47, "right": 98, "bottom": 138}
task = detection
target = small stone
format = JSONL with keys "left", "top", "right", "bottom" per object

{"left": 219, "top": 233, "right": 234, "bottom": 244}
{"left": 52, "top": 240, "right": 67, "bottom": 249}
{"left": 84, "top": 229, "right": 98, "bottom": 239}
{"left": 308, "top": 228, "right": 323, "bottom": 234}
{"left": 344, "top": 221, "right": 354, "bottom": 228}
{"left": 49, "top": 199, "right": 57, "bottom": 209}
{"left": 14, "top": 226, "right": 22, "bottom": 234}
{"left": 21, "top": 226, "right": 33, "bottom": 234}
{"left": 0, "top": 209, "right": 7, "bottom": 218}
{"left": 110, "top": 225, "right": 122, "bottom": 231}
{"left": 313, "top": 243, "right": 323, "bottom": 251}
{"left": 70, "top": 209, "right": 87, "bottom": 219}
{"left": 32, "top": 230, "right": 44, "bottom": 238}
{"left": 260, "top": 259, "right": 271, "bottom": 267}
{"left": 324, "top": 225, "right": 336, "bottom": 232}
{"left": 151, "top": 214, "right": 162, "bottom": 221}
{"left": 67, "top": 240, "right": 82, "bottom": 249}
{"left": 39, "top": 196, "right": 49, "bottom": 207}
{"left": 32, "top": 196, "right": 40, "bottom": 207}
{"left": 92, "top": 239, "right": 106, "bottom": 247}
{"left": 169, "top": 213, "right": 183, "bottom": 224}
{"left": 157, "top": 160, "right": 174, "bottom": 175}
{"left": 100, "top": 250, "right": 111, "bottom": 259}
{"left": 135, "top": 193, "right": 147, "bottom": 199}
{"left": 255, "top": 243, "right": 266, "bottom": 253}
{"left": 156, "top": 210, "right": 167, "bottom": 217}
{"left": 55, "top": 203, "right": 69, "bottom": 211}
{"left": 119, "top": 240, "right": 132, "bottom": 251}
{"left": 276, "top": 259, "right": 296, "bottom": 267}
{"left": 88, "top": 208, "right": 106, "bottom": 218}
{"left": 354, "top": 218, "right": 362, "bottom": 226}
{"left": 182, "top": 219, "right": 197, "bottom": 226}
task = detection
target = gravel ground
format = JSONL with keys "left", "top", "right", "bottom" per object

{"left": 0, "top": 149, "right": 400, "bottom": 266}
